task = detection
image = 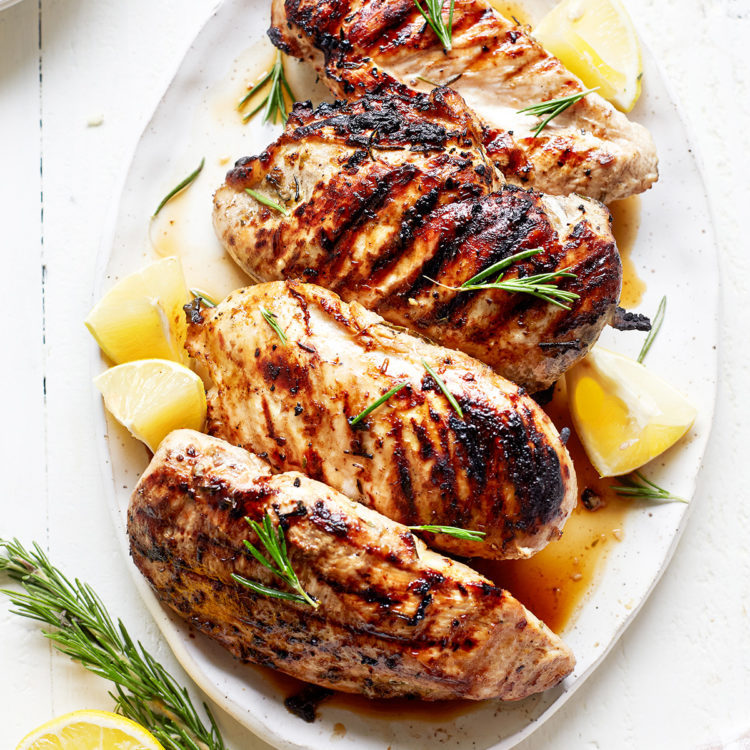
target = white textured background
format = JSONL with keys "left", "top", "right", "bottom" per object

{"left": 0, "top": 0, "right": 747, "bottom": 747}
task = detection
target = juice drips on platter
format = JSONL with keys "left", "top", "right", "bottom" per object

{"left": 216, "top": 42, "right": 278, "bottom": 124}
{"left": 610, "top": 195, "right": 646, "bottom": 308}
{"left": 476, "top": 384, "right": 630, "bottom": 634}
{"left": 487, "top": 0, "right": 532, "bottom": 25}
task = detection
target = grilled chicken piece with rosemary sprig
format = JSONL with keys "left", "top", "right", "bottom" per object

{"left": 269, "top": 0, "right": 658, "bottom": 202}
{"left": 184, "top": 280, "right": 577, "bottom": 560}
{"left": 129, "top": 430, "right": 575, "bottom": 700}
{"left": 213, "top": 88, "right": 621, "bottom": 392}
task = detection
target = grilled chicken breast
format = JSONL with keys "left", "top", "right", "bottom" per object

{"left": 269, "top": 0, "right": 658, "bottom": 202}
{"left": 184, "top": 280, "right": 577, "bottom": 560}
{"left": 129, "top": 430, "right": 575, "bottom": 700}
{"left": 213, "top": 89, "right": 621, "bottom": 391}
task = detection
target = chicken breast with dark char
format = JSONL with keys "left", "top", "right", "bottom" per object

{"left": 269, "top": 0, "right": 658, "bottom": 202}
{"left": 213, "top": 88, "right": 622, "bottom": 392}
{"left": 129, "top": 430, "right": 576, "bottom": 700}
{"left": 184, "top": 280, "right": 577, "bottom": 560}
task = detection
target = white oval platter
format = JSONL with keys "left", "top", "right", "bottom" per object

{"left": 92, "top": 0, "right": 719, "bottom": 748}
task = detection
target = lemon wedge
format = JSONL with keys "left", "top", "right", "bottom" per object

{"left": 533, "top": 0, "right": 643, "bottom": 112}
{"left": 16, "top": 709, "right": 164, "bottom": 750}
{"left": 86, "top": 256, "right": 191, "bottom": 365}
{"left": 565, "top": 347, "right": 696, "bottom": 477}
{"left": 95, "top": 359, "right": 206, "bottom": 452}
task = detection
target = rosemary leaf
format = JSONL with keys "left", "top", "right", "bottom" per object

{"left": 461, "top": 247, "right": 544, "bottom": 287}
{"left": 348, "top": 382, "right": 409, "bottom": 427}
{"left": 0, "top": 539, "right": 226, "bottom": 750}
{"left": 259, "top": 304, "right": 288, "bottom": 344}
{"left": 238, "top": 67, "right": 274, "bottom": 109}
{"left": 637, "top": 295, "right": 667, "bottom": 363}
{"left": 153, "top": 157, "right": 205, "bottom": 217}
{"left": 239, "top": 50, "right": 296, "bottom": 125}
{"left": 422, "top": 360, "right": 463, "bottom": 418}
{"left": 245, "top": 187, "right": 290, "bottom": 216}
{"left": 409, "top": 525, "right": 486, "bottom": 542}
{"left": 417, "top": 72, "right": 462, "bottom": 87}
{"left": 233, "top": 514, "right": 319, "bottom": 608}
{"left": 517, "top": 87, "right": 598, "bottom": 137}
{"left": 611, "top": 470, "right": 687, "bottom": 503}
{"left": 189, "top": 288, "right": 218, "bottom": 308}
{"left": 414, "top": 0, "right": 456, "bottom": 51}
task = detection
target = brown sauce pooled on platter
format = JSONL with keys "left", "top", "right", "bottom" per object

{"left": 610, "top": 195, "right": 646, "bottom": 308}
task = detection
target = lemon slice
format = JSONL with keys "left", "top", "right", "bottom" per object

{"left": 566, "top": 347, "right": 696, "bottom": 477}
{"left": 86, "top": 257, "right": 191, "bottom": 365}
{"left": 95, "top": 359, "right": 206, "bottom": 452}
{"left": 533, "top": 0, "right": 643, "bottom": 112}
{"left": 16, "top": 709, "right": 164, "bottom": 750}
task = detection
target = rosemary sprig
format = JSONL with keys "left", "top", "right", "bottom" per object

{"left": 427, "top": 247, "right": 580, "bottom": 309}
{"left": 259, "top": 304, "right": 288, "bottom": 344}
{"left": 348, "top": 382, "right": 409, "bottom": 427}
{"left": 153, "top": 157, "right": 205, "bottom": 217}
{"left": 0, "top": 539, "right": 226, "bottom": 750}
{"left": 246, "top": 187, "right": 290, "bottom": 216}
{"left": 611, "top": 471, "right": 687, "bottom": 503}
{"left": 460, "top": 271, "right": 580, "bottom": 309}
{"left": 638, "top": 295, "right": 666, "bottom": 363}
{"left": 239, "top": 50, "right": 295, "bottom": 125}
{"left": 231, "top": 514, "right": 319, "bottom": 608}
{"left": 414, "top": 0, "right": 456, "bottom": 51}
{"left": 517, "top": 87, "right": 599, "bottom": 137}
{"left": 409, "top": 525, "right": 486, "bottom": 541}
{"left": 422, "top": 360, "right": 463, "bottom": 418}
{"left": 190, "top": 288, "right": 218, "bottom": 308}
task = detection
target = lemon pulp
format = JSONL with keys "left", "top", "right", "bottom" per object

{"left": 95, "top": 359, "right": 206, "bottom": 452}
{"left": 16, "top": 709, "right": 164, "bottom": 750}
{"left": 533, "top": 0, "right": 643, "bottom": 112}
{"left": 565, "top": 347, "right": 696, "bottom": 477}
{"left": 85, "top": 256, "right": 190, "bottom": 365}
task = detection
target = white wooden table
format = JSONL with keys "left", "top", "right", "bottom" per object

{"left": 1, "top": 0, "right": 748, "bottom": 747}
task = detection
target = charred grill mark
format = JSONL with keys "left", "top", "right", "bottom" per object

{"left": 412, "top": 420, "right": 434, "bottom": 460}
{"left": 310, "top": 499, "right": 351, "bottom": 537}
{"left": 407, "top": 187, "right": 561, "bottom": 308}
{"left": 391, "top": 422, "right": 417, "bottom": 522}
{"left": 451, "top": 398, "right": 564, "bottom": 533}
{"left": 311, "top": 164, "right": 419, "bottom": 281}
{"left": 345, "top": 0, "right": 416, "bottom": 51}
{"left": 368, "top": 184, "right": 441, "bottom": 285}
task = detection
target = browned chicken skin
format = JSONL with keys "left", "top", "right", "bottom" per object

{"left": 269, "top": 0, "right": 658, "bottom": 202}
{"left": 184, "top": 280, "right": 577, "bottom": 560}
{"left": 129, "top": 430, "right": 575, "bottom": 700}
{"left": 213, "top": 88, "right": 622, "bottom": 392}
